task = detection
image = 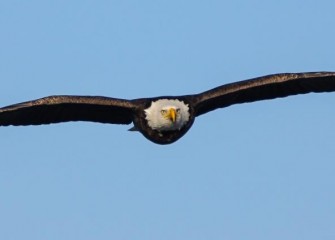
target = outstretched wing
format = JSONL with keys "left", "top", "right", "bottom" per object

{"left": 0, "top": 95, "right": 135, "bottom": 126}
{"left": 193, "top": 72, "right": 335, "bottom": 116}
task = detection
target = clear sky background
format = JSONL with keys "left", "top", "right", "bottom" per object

{"left": 1, "top": 1, "right": 335, "bottom": 239}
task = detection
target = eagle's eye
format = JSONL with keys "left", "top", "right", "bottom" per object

{"left": 176, "top": 108, "right": 181, "bottom": 114}
{"left": 160, "top": 109, "right": 167, "bottom": 115}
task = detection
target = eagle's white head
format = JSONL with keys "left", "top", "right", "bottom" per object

{"left": 144, "top": 99, "right": 190, "bottom": 131}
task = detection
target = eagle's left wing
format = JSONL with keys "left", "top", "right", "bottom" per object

{"left": 193, "top": 72, "right": 335, "bottom": 116}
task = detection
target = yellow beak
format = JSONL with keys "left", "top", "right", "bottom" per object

{"left": 168, "top": 108, "right": 176, "bottom": 123}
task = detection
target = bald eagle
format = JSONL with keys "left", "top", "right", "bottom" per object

{"left": 0, "top": 72, "right": 335, "bottom": 144}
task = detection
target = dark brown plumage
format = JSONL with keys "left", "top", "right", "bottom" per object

{"left": 1, "top": 72, "right": 334, "bottom": 144}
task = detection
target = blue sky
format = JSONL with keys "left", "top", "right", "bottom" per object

{"left": 1, "top": 1, "right": 335, "bottom": 239}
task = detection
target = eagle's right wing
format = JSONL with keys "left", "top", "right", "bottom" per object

{"left": 0, "top": 95, "right": 135, "bottom": 126}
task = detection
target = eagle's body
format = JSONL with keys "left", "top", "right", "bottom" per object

{"left": 132, "top": 97, "right": 195, "bottom": 144}
{"left": 1, "top": 72, "right": 335, "bottom": 144}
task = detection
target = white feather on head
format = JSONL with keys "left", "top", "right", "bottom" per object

{"left": 145, "top": 99, "right": 190, "bottom": 131}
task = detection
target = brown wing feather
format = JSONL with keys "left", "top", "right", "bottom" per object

{"left": 0, "top": 95, "right": 135, "bottom": 126}
{"left": 193, "top": 72, "right": 335, "bottom": 116}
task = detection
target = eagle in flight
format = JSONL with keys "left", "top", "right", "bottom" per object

{"left": 0, "top": 72, "right": 334, "bottom": 144}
